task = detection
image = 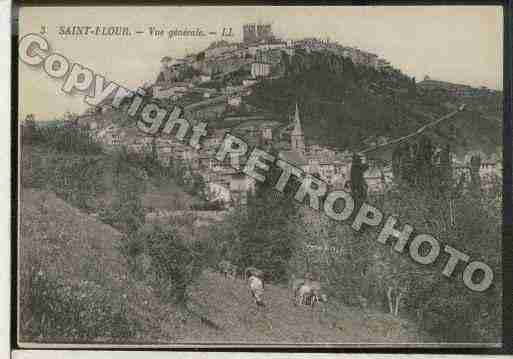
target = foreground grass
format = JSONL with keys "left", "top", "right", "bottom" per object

{"left": 19, "top": 189, "right": 431, "bottom": 345}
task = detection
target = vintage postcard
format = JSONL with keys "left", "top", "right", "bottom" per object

{"left": 17, "top": 5, "right": 503, "bottom": 347}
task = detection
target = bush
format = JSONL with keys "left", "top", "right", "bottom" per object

{"left": 211, "top": 161, "right": 301, "bottom": 283}
{"left": 22, "top": 151, "right": 106, "bottom": 211}
{"left": 20, "top": 120, "right": 106, "bottom": 210}
{"left": 26, "top": 122, "right": 103, "bottom": 155}
{"left": 99, "top": 149, "right": 146, "bottom": 233}
{"left": 21, "top": 268, "right": 139, "bottom": 342}
{"left": 99, "top": 196, "right": 145, "bottom": 234}
{"left": 121, "top": 224, "right": 206, "bottom": 306}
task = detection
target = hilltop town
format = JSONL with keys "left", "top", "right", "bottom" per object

{"left": 53, "top": 22, "right": 502, "bottom": 208}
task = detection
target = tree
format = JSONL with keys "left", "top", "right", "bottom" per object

{"left": 438, "top": 144, "right": 452, "bottom": 192}
{"left": 233, "top": 153, "right": 301, "bottom": 282}
{"left": 123, "top": 224, "right": 206, "bottom": 307}
{"left": 22, "top": 114, "right": 37, "bottom": 144}
{"left": 378, "top": 185, "right": 501, "bottom": 342}
{"left": 415, "top": 135, "right": 434, "bottom": 189}
{"left": 470, "top": 155, "right": 482, "bottom": 190}
{"left": 190, "top": 172, "right": 207, "bottom": 200}
{"left": 100, "top": 148, "right": 145, "bottom": 233}
{"left": 350, "top": 153, "right": 368, "bottom": 206}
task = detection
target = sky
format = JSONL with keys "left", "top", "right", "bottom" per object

{"left": 18, "top": 6, "right": 503, "bottom": 121}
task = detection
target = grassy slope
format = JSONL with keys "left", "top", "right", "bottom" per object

{"left": 184, "top": 272, "right": 431, "bottom": 344}
{"left": 19, "top": 188, "right": 431, "bottom": 344}
{"left": 19, "top": 189, "right": 169, "bottom": 343}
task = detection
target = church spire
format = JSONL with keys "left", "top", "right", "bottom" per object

{"left": 291, "top": 103, "right": 305, "bottom": 153}
{"left": 291, "top": 103, "right": 302, "bottom": 136}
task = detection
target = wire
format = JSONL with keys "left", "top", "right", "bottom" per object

{"left": 357, "top": 105, "right": 465, "bottom": 155}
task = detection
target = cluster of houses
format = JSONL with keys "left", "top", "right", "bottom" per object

{"left": 286, "top": 37, "right": 393, "bottom": 71}
{"left": 72, "top": 22, "right": 502, "bottom": 208}
{"left": 85, "top": 103, "right": 362, "bottom": 206}
{"left": 151, "top": 23, "right": 399, "bottom": 106}
{"left": 84, "top": 97, "right": 501, "bottom": 210}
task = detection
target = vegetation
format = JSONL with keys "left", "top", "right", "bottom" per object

{"left": 22, "top": 117, "right": 103, "bottom": 155}
{"left": 350, "top": 153, "right": 369, "bottom": 206}
{"left": 19, "top": 118, "right": 213, "bottom": 341}
{"left": 207, "top": 131, "right": 501, "bottom": 342}
{"left": 21, "top": 265, "right": 138, "bottom": 342}
{"left": 210, "top": 156, "right": 302, "bottom": 282}
{"left": 98, "top": 148, "right": 146, "bottom": 233}
{"left": 375, "top": 183, "right": 501, "bottom": 342}
{"left": 21, "top": 121, "right": 106, "bottom": 210}
{"left": 120, "top": 224, "right": 207, "bottom": 307}
{"left": 246, "top": 51, "right": 501, "bottom": 155}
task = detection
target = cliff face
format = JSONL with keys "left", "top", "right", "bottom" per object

{"left": 204, "top": 59, "right": 252, "bottom": 77}
{"left": 282, "top": 49, "right": 345, "bottom": 76}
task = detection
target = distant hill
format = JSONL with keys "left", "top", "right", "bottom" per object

{"left": 246, "top": 51, "right": 502, "bottom": 157}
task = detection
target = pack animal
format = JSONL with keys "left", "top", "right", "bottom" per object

{"left": 292, "top": 274, "right": 327, "bottom": 307}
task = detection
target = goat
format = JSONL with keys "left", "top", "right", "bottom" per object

{"left": 296, "top": 282, "right": 315, "bottom": 306}
{"left": 295, "top": 278, "right": 327, "bottom": 308}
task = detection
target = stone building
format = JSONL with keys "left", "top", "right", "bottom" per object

{"left": 243, "top": 23, "right": 273, "bottom": 44}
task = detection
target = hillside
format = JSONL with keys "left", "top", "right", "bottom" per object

{"left": 18, "top": 189, "right": 432, "bottom": 345}
{"left": 75, "top": 49, "right": 501, "bottom": 159}
{"left": 22, "top": 144, "right": 203, "bottom": 214}
{"left": 245, "top": 52, "right": 502, "bottom": 156}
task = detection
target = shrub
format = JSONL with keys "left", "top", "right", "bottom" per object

{"left": 27, "top": 123, "right": 103, "bottom": 155}
{"left": 213, "top": 160, "right": 301, "bottom": 283}
{"left": 21, "top": 267, "right": 139, "bottom": 342}
{"left": 99, "top": 196, "right": 145, "bottom": 234}
{"left": 99, "top": 149, "right": 146, "bottom": 233}
{"left": 121, "top": 224, "right": 206, "bottom": 306}
{"left": 22, "top": 151, "right": 106, "bottom": 211}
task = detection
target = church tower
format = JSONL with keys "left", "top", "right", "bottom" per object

{"left": 291, "top": 103, "right": 306, "bottom": 154}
